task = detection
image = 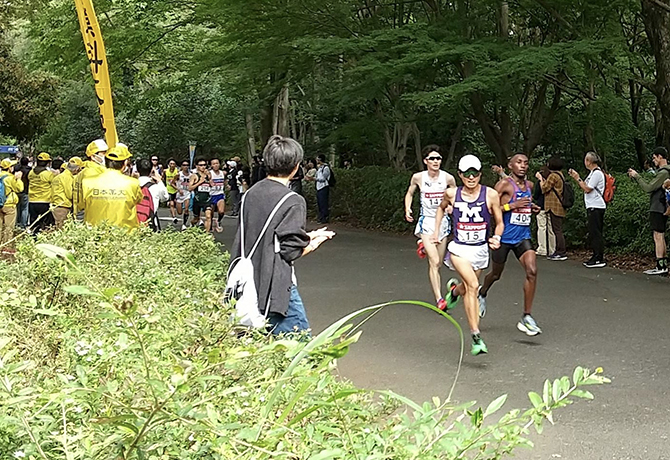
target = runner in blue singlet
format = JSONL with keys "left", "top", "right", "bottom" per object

{"left": 433, "top": 155, "right": 504, "bottom": 356}
{"left": 478, "top": 154, "right": 542, "bottom": 337}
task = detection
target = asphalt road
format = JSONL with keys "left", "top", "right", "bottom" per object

{"left": 206, "top": 215, "right": 670, "bottom": 460}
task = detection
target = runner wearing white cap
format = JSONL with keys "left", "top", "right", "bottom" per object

{"left": 433, "top": 154, "right": 504, "bottom": 356}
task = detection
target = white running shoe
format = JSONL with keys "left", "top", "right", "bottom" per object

{"left": 478, "top": 286, "right": 487, "bottom": 318}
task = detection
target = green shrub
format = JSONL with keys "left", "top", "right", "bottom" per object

{"left": 322, "top": 167, "right": 658, "bottom": 254}
{"left": 0, "top": 224, "right": 608, "bottom": 459}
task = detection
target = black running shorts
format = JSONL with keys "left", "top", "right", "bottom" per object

{"left": 491, "top": 239, "right": 535, "bottom": 265}
{"left": 650, "top": 212, "right": 668, "bottom": 233}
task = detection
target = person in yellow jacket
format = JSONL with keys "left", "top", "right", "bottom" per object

{"left": 74, "top": 139, "right": 107, "bottom": 215}
{"left": 0, "top": 159, "right": 24, "bottom": 246}
{"left": 52, "top": 157, "right": 84, "bottom": 229}
{"left": 28, "top": 152, "right": 55, "bottom": 233}
{"left": 82, "top": 144, "right": 143, "bottom": 229}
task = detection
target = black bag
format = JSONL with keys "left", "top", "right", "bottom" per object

{"left": 326, "top": 165, "right": 336, "bottom": 188}
{"left": 551, "top": 173, "right": 574, "bottom": 210}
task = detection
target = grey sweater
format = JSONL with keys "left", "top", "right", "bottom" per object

{"left": 230, "top": 179, "right": 310, "bottom": 317}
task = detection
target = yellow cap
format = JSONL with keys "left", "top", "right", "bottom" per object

{"left": 86, "top": 139, "right": 108, "bottom": 158}
{"left": 0, "top": 159, "right": 17, "bottom": 170}
{"left": 37, "top": 152, "right": 52, "bottom": 161}
{"left": 69, "top": 156, "right": 84, "bottom": 167}
{"left": 105, "top": 144, "right": 132, "bottom": 161}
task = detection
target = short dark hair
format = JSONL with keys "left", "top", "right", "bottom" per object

{"left": 137, "top": 158, "right": 152, "bottom": 176}
{"left": 105, "top": 159, "right": 125, "bottom": 170}
{"left": 422, "top": 144, "right": 441, "bottom": 159}
{"left": 180, "top": 159, "right": 189, "bottom": 166}
{"left": 652, "top": 146, "right": 668, "bottom": 159}
{"left": 547, "top": 156, "right": 565, "bottom": 171}
{"left": 20, "top": 157, "right": 29, "bottom": 166}
{"left": 195, "top": 157, "right": 207, "bottom": 166}
{"left": 52, "top": 159, "right": 64, "bottom": 170}
{"left": 263, "top": 135, "right": 304, "bottom": 177}
{"left": 36, "top": 160, "right": 49, "bottom": 167}
{"left": 167, "top": 158, "right": 176, "bottom": 165}
{"left": 317, "top": 154, "right": 326, "bottom": 163}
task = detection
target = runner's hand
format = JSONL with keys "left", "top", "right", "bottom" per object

{"left": 405, "top": 208, "right": 413, "bottom": 222}
{"left": 430, "top": 233, "right": 440, "bottom": 245}
{"left": 511, "top": 197, "right": 531, "bottom": 209}
{"left": 531, "top": 204, "right": 541, "bottom": 213}
{"left": 489, "top": 237, "right": 501, "bottom": 250}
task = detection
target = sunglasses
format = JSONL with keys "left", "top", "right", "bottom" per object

{"left": 426, "top": 156, "right": 442, "bottom": 162}
{"left": 460, "top": 169, "right": 481, "bottom": 178}
{"left": 197, "top": 163, "right": 207, "bottom": 167}
{"left": 181, "top": 164, "right": 189, "bottom": 167}
{"left": 151, "top": 158, "right": 158, "bottom": 161}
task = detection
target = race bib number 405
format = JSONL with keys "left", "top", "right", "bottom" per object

{"left": 456, "top": 222, "right": 487, "bottom": 244}
{"left": 510, "top": 208, "right": 531, "bottom": 226}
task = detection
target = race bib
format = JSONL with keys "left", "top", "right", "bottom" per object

{"left": 510, "top": 208, "right": 531, "bottom": 226}
{"left": 456, "top": 222, "right": 487, "bottom": 244}
{"left": 198, "top": 184, "right": 211, "bottom": 193}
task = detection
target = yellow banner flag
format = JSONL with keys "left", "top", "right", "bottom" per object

{"left": 74, "top": 0, "right": 118, "bottom": 148}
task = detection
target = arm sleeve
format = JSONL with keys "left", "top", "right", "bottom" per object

{"left": 12, "top": 177, "right": 24, "bottom": 194}
{"left": 275, "top": 197, "right": 310, "bottom": 263}
{"left": 635, "top": 169, "right": 670, "bottom": 193}
{"left": 540, "top": 174, "right": 557, "bottom": 193}
{"left": 586, "top": 171, "right": 603, "bottom": 193}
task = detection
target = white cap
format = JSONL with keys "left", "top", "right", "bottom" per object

{"left": 458, "top": 154, "right": 482, "bottom": 172}
{"left": 227, "top": 160, "right": 237, "bottom": 168}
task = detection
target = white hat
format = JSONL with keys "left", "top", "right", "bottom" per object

{"left": 227, "top": 160, "right": 237, "bottom": 168}
{"left": 458, "top": 154, "right": 482, "bottom": 172}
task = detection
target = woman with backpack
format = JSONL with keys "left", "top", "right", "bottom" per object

{"left": 536, "top": 157, "right": 568, "bottom": 261}
{"left": 569, "top": 152, "right": 607, "bottom": 268}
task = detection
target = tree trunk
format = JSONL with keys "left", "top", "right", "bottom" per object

{"left": 273, "top": 83, "right": 290, "bottom": 137}
{"left": 245, "top": 112, "right": 256, "bottom": 163}
{"left": 446, "top": 120, "right": 464, "bottom": 169}
{"left": 641, "top": 0, "right": 670, "bottom": 148}
{"left": 260, "top": 104, "right": 273, "bottom": 147}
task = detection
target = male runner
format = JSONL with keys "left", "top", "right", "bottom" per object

{"left": 478, "top": 154, "right": 542, "bottom": 336}
{"left": 176, "top": 160, "right": 191, "bottom": 230}
{"left": 404, "top": 145, "right": 456, "bottom": 310}
{"left": 209, "top": 158, "right": 227, "bottom": 232}
{"left": 189, "top": 158, "right": 213, "bottom": 233}
{"left": 164, "top": 159, "right": 180, "bottom": 224}
{"left": 433, "top": 155, "right": 504, "bottom": 356}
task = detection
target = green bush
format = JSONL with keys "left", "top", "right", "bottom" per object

{"left": 323, "top": 167, "right": 658, "bottom": 254}
{"left": 0, "top": 224, "right": 608, "bottom": 459}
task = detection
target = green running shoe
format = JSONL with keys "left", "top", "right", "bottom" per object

{"left": 471, "top": 334, "right": 488, "bottom": 356}
{"left": 445, "top": 278, "right": 460, "bottom": 310}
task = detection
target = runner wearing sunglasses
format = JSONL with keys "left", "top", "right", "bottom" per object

{"left": 433, "top": 155, "right": 504, "bottom": 356}
{"left": 404, "top": 145, "right": 456, "bottom": 310}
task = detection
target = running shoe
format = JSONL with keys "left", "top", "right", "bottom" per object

{"left": 416, "top": 240, "right": 427, "bottom": 259}
{"left": 583, "top": 258, "right": 606, "bottom": 268}
{"left": 471, "top": 334, "right": 488, "bottom": 356}
{"left": 643, "top": 267, "right": 668, "bottom": 276}
{"left": 173, "top": 217, "right": 178, "bottom": 224}
{"left": 517, "top": 315, "right": 542, "bottom": 336}
{"left": 436, "top": 298, "right": 447, "bottom": 312}
{"left": 547, "top": 253, "right": 568, "bottom": 261}
{"left": 445, "top": 278, "right": 460, "bottom": 310}
{"left": 478, "top": 286, "right": 487, "bottom": 318}
{"left": 181, "top": 224, "right": 187, "bottom": 231}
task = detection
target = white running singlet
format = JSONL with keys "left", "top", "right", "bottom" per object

{"left": 420, "top": 170, "right": 449, "bottom": 218}
{"left": 209, "top": 170, "right": 226, "bottom": 196}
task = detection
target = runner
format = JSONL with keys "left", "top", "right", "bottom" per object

{"left": 404, "top": 145, "right": 456, "bottom": 309}
{"left": 478, "top": 153, "right": 542, "bottom": 337}
{"left": 189, "top": 158, "right": 213, "bottom": 233}
{"left": 164, "top": 159, "right": 179, "bottom": 224}
{"left": 176, "top": 160, "right": 191, "bottom": 230}
{"left": 433, "top": 154, "right": 504, "bottom": 356}
{"left": 209, "top": 158, "right": 227, "bottom": 232}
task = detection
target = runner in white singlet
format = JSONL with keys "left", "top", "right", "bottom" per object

{"left": 209, "top": 158, "right": 227, "bottom": 233}
{"left": 176, "top": 161, "right": 191, "bottom": 230}
{"left": 404, "top": 145, "right": 457, "bottom": 310}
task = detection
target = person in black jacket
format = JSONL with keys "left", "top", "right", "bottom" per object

{"left": 16, "top": 157, "right": 31, "bottom": 229}
{"left": 231, "top": 135, "right": 335, "bottom": 335}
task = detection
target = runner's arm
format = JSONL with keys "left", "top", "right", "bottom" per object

{"left": 432, "top": 188, "right": 455, "bottom": 244}
{"left": 488, "top": 188, "right": 505, "bottom": 244}
{"left": 404, "top": 173, "right": 420, "bottom": 222}
{"left": 446, "top": 173, "right": 457, "bottom": 188}
{"left": 187, "top": 174, "right": 202, "bottom": 191}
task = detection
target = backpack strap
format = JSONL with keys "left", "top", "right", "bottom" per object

{"left": 239, "top": 191, "right": 297, "bottom": 259}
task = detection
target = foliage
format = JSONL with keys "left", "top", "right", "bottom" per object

{"left": 0, "top": 224, "right": 608, "bottom": 459}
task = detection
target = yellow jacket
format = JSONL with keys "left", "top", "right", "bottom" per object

{"left": 74, "top": 160, "right": 106, "bottom": 213}
{"left": 165, "top": 167, "right": 179, "bottom": 194}
{"left": 28, "top": 168, "right": 55, "bottom": 203}
{"left": 0, "top": 171, "right": 25, "bottom": 207}
{"left": 52, "top": 169, "right": 75, "bottom": 208}
{"left": 82, "top": 169, "right": 143, "bottom": 229}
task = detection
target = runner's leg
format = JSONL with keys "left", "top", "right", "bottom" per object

{"left": 479, "top": 262, "right": 505, "bottom": 298}
{"left": 169, "top": 198, "right": 177, "bottom": 219}
{"left": 449, "top": 254, "right": 481, "bottom": 334}
{"left": 518, "top": 250, "right": 538, "bottom": 315}
{"left": 204, "top": 207, "right": 213, "bottom": 233}
{"left": 422, "top": 233, "right": 445, "bottom": 302}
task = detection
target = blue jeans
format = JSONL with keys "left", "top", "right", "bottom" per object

{"left": 16, "top": 193, "right": 29, "bottom": 229}
{"left": 267, "top": 285, "right": 310, "bottom": 335}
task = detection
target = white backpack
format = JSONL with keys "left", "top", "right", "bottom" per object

{"left": 225, "top": 191, "right": 296, "bottom": 328}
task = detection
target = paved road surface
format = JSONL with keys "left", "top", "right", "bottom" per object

{"left": 207, "top": 216, "right": 670, "bottom": 460}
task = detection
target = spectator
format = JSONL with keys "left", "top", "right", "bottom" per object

{"left": 288, "top": 160, "right": 304, "bottom": 195}
{"left": 0, "top": 159, "right": 24, "bottom": 246}
{"left": 51, "top": 157, "right": 84, "bottom": 229}
{"left": 664, "top": 178, "right": 670, "bottom": 217}
{"left": 16, "top": 157, "right": 30, "bottom": 229}
{"left": 28, "top": 152, "right": 55, "bottom": 233}
{"left": 536, "top": 157, "right": 567, "bottom": 261}
{"left": 628, "top": 146, "right": 670, "bottom": 275}
{"left": 304, "top": 159, "right": 317, "bottom": 184}
{"left": 226, "top": 160, "right": 240, "bottom": 216}
{"left": 231, "top": 135, "right": 334, "bottom": 335}
{"left": 74, "top": 139, "right": 107, "bottom": 216}
{"left": 533, "top": 165, "right": 555, "bottom": 257}
{"left": 251, "top": 155, "right": 267, "bottom": 186}
{"left": 82, "top": 145, "right": 143, "bottom": 229}
{"left": 51, "top": 158, "right": 64, "bottom": 174}
{"left": 569, "top": 152, "right": 607, "bottom": 268}
{"left": 137, "top": 158, "right": 169, "bottom": 231}
{"left": 315, "top": 154, "right": 332, "bottom": 223}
